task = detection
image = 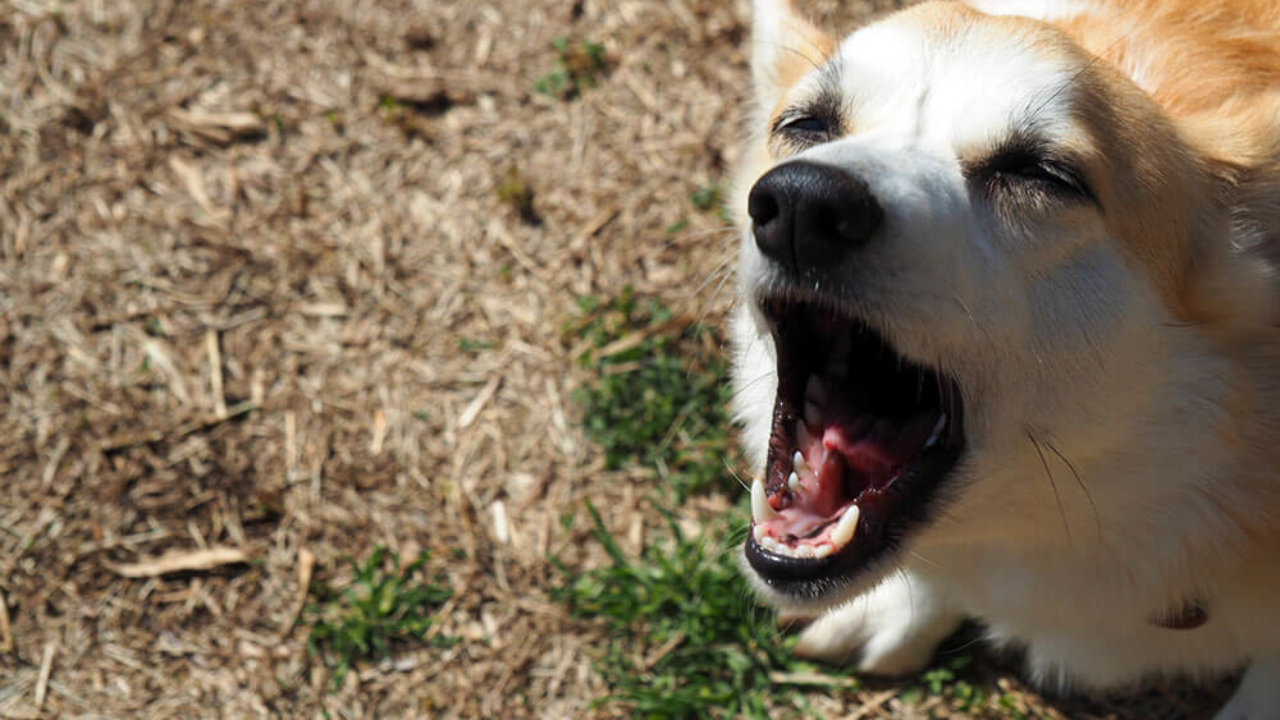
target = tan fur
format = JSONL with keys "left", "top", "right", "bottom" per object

{"left": 1051, "top": 0, "right": 1280, "bottom": 326}
{"left": 753, "top": 0, "right": 837, "bottom": 106}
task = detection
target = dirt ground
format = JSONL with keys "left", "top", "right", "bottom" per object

{"left": 0, "top": 0, "right": 1237, "bottom": 718}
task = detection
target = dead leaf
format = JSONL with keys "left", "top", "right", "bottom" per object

{"left": 105, "top": 546, "right": 249, "bottom": 578}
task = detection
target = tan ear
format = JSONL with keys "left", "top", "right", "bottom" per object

{"left": 750, "top": 0, "right": 836, "bottom": 108}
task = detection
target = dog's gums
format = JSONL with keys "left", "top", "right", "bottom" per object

{"left": 744, "top": 298, "right": 963, "bottom": 592}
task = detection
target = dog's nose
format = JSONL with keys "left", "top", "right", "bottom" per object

{"left": 748, "top": 161, "right": 883, "bottom": 272}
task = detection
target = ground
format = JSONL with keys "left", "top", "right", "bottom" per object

{"left": 0, "top": 0, "right": 1234, "bottom": 718}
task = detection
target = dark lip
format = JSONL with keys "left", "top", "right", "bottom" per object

{"left": 743, "top": 292, "right": 967, "bottom": 600}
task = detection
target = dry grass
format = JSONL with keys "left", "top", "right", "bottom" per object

{"left": 0, "top": 0, "right": 1235, "bottom": 717}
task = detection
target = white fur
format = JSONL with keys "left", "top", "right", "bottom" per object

{"left": 965, "top": 0, "right": 1090, "bottom": 21}
{"left": 792, "top": 570, "right": 964, "bottom": 675}
{"left": 734, "top": 2, "right": 1280, "bottom": 717}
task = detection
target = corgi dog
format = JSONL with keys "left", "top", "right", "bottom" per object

{"left": 730, "top": 1, "right": 1280, "bottom": 716}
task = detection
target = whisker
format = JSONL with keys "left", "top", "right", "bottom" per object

{"left": 730, "top": 368, "right": 778, "bottom": 403}
{"left": 689, "top": 253, "right": 735, "bottom": 301}
{"left": 899, "top": 567, "right": 918, "bottom": 617}
{"left": 908, "top": 550, "right": 942, "bottom": 571}
{"left": 1028, "top": 430, "right": 1072, "bottom": 544}
{"left": 1024, "top": 32, "right": 1132, "bottom": 127}
{"left": 950, "top": 293, "right": 995, "bottom": 348}
{"left": 724, "top": 459, "right": 750, "bottom": 492}
{"left": 1045, "top": 440, "right": 1103, "bottom": 543}
{"left": 677, "top": 226, "right": 740, "bottom": 241}
{"left": 690, "top": 265, "right": 740, "bottom": 328}
{"left": 778, "top": 44, "right": 830, "bottom": 76}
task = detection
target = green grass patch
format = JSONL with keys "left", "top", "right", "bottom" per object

{"left": 554, "top": 501, "right": 847, "bottom": 719}
{"left": 568, "top": 288, "right": 735, "bottom": 501}
{"left": 535, "top": 37, "right": 611, "bottom": 100}
{"left": 497, "top": 164, "right": 538, "bottom": 224}
{"left": 307, "top": 547, "right": 455, "bottom": 691}
{"left": 558, "top": 289, "right": 864, "bottom": 717}
{"left": 690, "top": 182, "right": 734, "bottom": 223}
{"left": 458, "top": 337, "right": 497, "bottom": 353}
{"left": 898, "top": 654, "right": 1032, "bottom": 719}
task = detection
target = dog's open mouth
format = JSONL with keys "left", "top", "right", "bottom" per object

{"left": 746, "top": 296, "right": 965, "bottom": 595}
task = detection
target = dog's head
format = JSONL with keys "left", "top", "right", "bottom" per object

{"left": 733, "top": 0, "right": 1275, "bottom": 610}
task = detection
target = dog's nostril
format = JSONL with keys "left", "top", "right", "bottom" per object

{"left": 749, "top": 176, "right": 792, "bottom": 270}
{"left": 748, "top": 187, "right": 781, "bottom": 226}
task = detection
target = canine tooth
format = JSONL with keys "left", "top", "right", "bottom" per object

{"left": 830, "top": 505, "right": 861, "bottom": 547}
{"left": 796, "top": 420, "right": 814, "bottom": 449}
{"left": 751, "top": 478, "right": 777, "bottom": 522}
{"left": 804, "top": 401, "right": 823, "bottom": 428}
{"left": 812, "top": 543, "right": 834, "bottom": 558}
{"left": 792, "top": 450, "right": 807, "bottom": 473}
{"left": 753, "top": 525, "right": 766, "bottom": 542}
{"left": 788, "top": 471, "right": 801, "bottom": 493}
{"left": 805, "top": 376, "right": 827, "bottom": 404}
{"left": 925, "top": 413, "right": 948, "bottom": 449}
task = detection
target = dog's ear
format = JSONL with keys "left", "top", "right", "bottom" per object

{"left": 750, "top": 0, "right": 835, "bottom": 108}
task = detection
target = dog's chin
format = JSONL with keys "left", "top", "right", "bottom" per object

{"left": 740, "top": 543, "right": 904, "bottom": 615}
{"left": 742, "top": 292, "right": 967, "bottom": 609}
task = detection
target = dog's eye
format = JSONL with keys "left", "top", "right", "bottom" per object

{"left": 774, "top": 114, "right": 836, "bottom": 146}
{"left": 983, "top": 149, "right": 1094, "bottom": 202}
{"left": 781, "top": 116, "right": 829, "bottom": 134}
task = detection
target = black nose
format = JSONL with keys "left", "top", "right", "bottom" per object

{"left": 747, "top": 161, "right": 883, "bottom": 273}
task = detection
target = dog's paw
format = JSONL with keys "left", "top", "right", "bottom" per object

{"left": 793, "top": 572, "right": 964, "bottom": 676}
{"left": 1215, "top": 658, "right": 1280, "bottom": 720}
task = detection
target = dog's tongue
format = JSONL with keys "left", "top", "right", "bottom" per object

{"left": 823, "top": 424, "right": 899, "bottom": 480}
{"left": 783, "top": 410, "right": 942, "bottom": 520}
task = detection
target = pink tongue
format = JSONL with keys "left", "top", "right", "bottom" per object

{"left": 823, "top": 425, "right": 897, "bottom": 478}
{"left": 809, "top": 449, "right": 847, "bottom": 517}
{"left": 787, "top": 414, "right": 934, "bottom": 520}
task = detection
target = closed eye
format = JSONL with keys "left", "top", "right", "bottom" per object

{"left": 780, "top": 116, "right": 829, "bottom": 134}
{"left": 771, "top": 107, "right": 840, "bottom": 148}
{"left": 975, "top": 147, "right": 1096, "bottom": 204}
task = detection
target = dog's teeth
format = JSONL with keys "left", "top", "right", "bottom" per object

{"left": 924, "top": 413, "right": 948, "bottom": 449}
{"left": 794, "top": 544, "right": 815, "bottom": 558}
{"left": 804, "top": 401, "right": 823, "bottom": 428}
{"left": 762, "top": 536, "right": 784, "bottom": 553}
{"left": 812, "top": 543, "right": 834, "bottom": 559}
{"left": 751, "top": 478, "right": 777, "bottom": 522}
{"left": 796, "top": 420, "right": 813, "bottom": 449}
{"left": 788, "top": 471, "right": 801, "bottom": 493}
{"left": 792, "top": 450, "right": 807, "bottom": 473}
{"left": 805, "top": 376, "right": 827, "bottom": 404}
{"left": 752, "top": 525, "right": 766, "bottom": 542}
{"left": 830, "top": 504, "right": 861, "bottom": 547}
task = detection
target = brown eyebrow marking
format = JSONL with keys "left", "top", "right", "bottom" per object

{"left": 769, "top": 59, "right": 847, "bottom": 139}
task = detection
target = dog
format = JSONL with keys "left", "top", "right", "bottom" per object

{"left": 730, "top": 1, "right": 1280, "bottom": 717}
